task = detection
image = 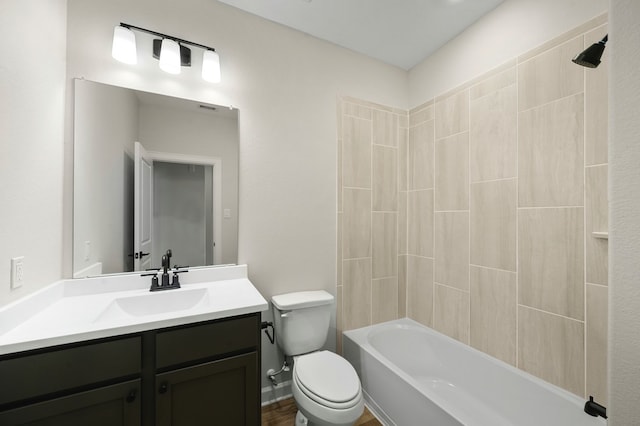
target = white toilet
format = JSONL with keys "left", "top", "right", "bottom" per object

{"left": 271, "top": 290, "right": 364, "bottom": 426}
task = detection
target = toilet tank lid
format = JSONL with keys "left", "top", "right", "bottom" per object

{"left": 271, "top": 290, "right": 334, "bottom": 310}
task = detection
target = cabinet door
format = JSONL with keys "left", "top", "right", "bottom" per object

{"left": 0, "top": 379, "right": 141, "bottom": 426}
{"left": 156, "top": 352, "right": 258, "bottom": 426}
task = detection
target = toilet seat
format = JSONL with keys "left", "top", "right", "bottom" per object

{"left": 293, "top": 351, "right": 361, "bottom": 410}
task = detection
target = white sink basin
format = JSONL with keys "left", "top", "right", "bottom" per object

{"left": 94, "top": 287, "right": 209, "bottom": 323}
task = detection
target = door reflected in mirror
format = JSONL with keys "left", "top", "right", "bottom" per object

{"left": 73, "top": 79, "right": 238, "bottom": 277}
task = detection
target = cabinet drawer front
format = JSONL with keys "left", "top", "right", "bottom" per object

{"left": 0, "top": 337, "right": 141, "bottom": 407}
{"left": 156, "top": 314, "right": 258, "bottom": 369}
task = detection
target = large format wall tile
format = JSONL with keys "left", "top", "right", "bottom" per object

{"left": 470, "top": 179, "right": 517, "bottom": 271}
{"left": 435, "top": 90, "right": 469, "bottom": 139}
{"left": 343, "top": 116, "right": 372, "bottom": 189}
{"left": 407, "top": 256, "right": 433, "bottom": 327}
{"left": 519, "top": 208, "right": 584, "bottom": 320}
{"left": 337, "top": 212, "right": 342, "bottom": 286}
{"left": 518, "top": 306, "right": 584, "bottom": 397}
{"left": 435, "top": 132, "right": 469, "bottom": 211}
{"left": 586, "top": 284, "right": 608, "bottom": 405}
{"left": 343, "top": 188, "right": 371, "bottom": 259}
{"left": 373, "top": 110, "right": 398, "bottom": 147}
{"left": 398, "top": 191, "right": 407, "bottom": 255}
{"left": 343, "top": 101, "right": 373, "bottom": 120}
{"left": 470, "top": 266, "right": 516, "bottom": 365}
{"left": 336, "top": 285, "right": 343, "bottom": 353}
{"left": 399, "top": 127, "right": 408, "bottom": 191}
{"left": 409, "top": 120, "right": 434, "bottom": 190}
{"left": 343, "top": 258, "right": 372, "bottom": 330}
{"left": 518, "top": 93, "right": 584, "bottom": 207}
{"left": 585, "top": 26, "right": 608, "bottom": 166}
{"left": 434, "top": 284, "right": 470, "bottom": 344}
{"left": 408, "top": 190, "right": 434, "bottom": 257}
{"left": 372, "top": 212, "right": 397, "bottom": 279}
{"left": 435, "top": 211, "right": 469, "bottom": 291}
{"left": 470, "top": 66, "right": 516, "bottom": 100}
{"left": 372, "top": 277, "right": 398, "bottom": 324}
{"left": 410, "top": 103, "right": 434, "bottom": 127}
{"left": 518, "top": 36, "right": 584, "bottom": 111}
{"left": 586, "top": 165, "right": 608, "bottom": 285}
{"left": 398, "top": 255, "right": 407, "bottom": 317}
{"left": 337, "top": 137, "right": 343, "bottom": 211}
{"left": 470, "top": 79, "right": 517, "bottom": 182}
{"left": 373, "top": 145, "right": 398, "bottom": 211}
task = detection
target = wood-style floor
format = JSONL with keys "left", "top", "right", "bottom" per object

{"left": 261, "top": 397, "right": 382, "bottom": 426}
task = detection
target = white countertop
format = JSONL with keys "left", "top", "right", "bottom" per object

{"left": 0, "top": 265, "right": 268, "bottom": 355}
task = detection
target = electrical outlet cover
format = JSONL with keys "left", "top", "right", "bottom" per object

{"left": 11, "top": 256, "right": 24, "bottom": 290}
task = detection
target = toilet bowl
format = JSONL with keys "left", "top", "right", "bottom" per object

{"left": 292, "top": 351, "right": 364, "bottom": 426}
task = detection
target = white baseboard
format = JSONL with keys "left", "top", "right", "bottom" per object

{"left": 261, "top": 380, "right": 293, "bottom": 406}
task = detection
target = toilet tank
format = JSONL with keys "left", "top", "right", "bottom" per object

{"left": 271, "top": 290, "right": 334, "bottom": 356}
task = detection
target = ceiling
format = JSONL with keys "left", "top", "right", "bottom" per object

{"left": 217, "top": 0, "right": 506, "bottom": 70}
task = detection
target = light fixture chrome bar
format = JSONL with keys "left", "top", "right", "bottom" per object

{"left": 119, "top": 23, "right": 216, "bottom": 53}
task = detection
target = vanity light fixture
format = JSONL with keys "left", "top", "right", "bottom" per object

{"left": 111, "top": 23, "right": 221, "bottom": 82}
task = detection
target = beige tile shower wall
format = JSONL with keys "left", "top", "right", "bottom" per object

{"left": 403, "top": 17, "right": 609, "bottom": 401}
{"left": 337, "top": 97, "right": 408, "bottom": 353}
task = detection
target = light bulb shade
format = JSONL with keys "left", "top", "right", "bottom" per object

{"left": 112, "top": 26, "right": 137, "bottom": 64}
{"left": 202, "top": 50, "right": 221, "bottom": 83}
{"left": 159, "top": 39, "right": 181, "bottom": 74}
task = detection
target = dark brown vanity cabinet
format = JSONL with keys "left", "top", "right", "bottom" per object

{"left": 152, "top": 314, "right": 260, "bottom": 425}
{"left": 0, "top": 313, "right": 261, "bottom": 426}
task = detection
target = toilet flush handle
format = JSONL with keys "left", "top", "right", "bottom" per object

{"left": 280, "top": 311, "right": 291, "bottom": 318}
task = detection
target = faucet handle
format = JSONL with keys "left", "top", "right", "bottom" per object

{"left": 171, "top": 273, "right": 181, "bottom": 288}
{"left": 142, "top": 272, "right": 161, "bottom": 291}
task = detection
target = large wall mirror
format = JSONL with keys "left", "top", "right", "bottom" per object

{"left": 73, "top": 79, "right": 239, "bottom": 277}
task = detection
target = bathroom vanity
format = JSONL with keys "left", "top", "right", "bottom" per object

{"left": 0, "top": 265, "right": 267, "bottom": 426}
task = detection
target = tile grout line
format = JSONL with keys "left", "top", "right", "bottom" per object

{"left": 432, "top": 100, "right": 436, "bottom": 329}
{"left": 515, "top": 61, "right": 520, "bottom": 371}
{"left": 518, "top": 90, "right": 585, "bottom": 115}
{"left": 519, "top": 304, "right": 585, "bottom": 325}
{"left": 582, "top": 44, "right": 588, "bottom": 398}
{"left": 467, "top": 87, "right": 472, "bottom": 344}
{"left": 370, "top": 112, "right": 373, "bottom": 327}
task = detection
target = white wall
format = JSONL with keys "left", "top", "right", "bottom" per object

{"left": 409, "top": 0, "right": 608, "bottom": 107}
{"left": 0, "top": 0, "right": 67, "bottom": 305}
{"left": 73, "top": 80, "right": 138, "bottom": 275}
{"left": 609, "top": 1, "right": 640, "bottom": 423}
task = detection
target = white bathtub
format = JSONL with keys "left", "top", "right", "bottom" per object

{"left": 343, "top": 318, "right": 606, "bottom": 426}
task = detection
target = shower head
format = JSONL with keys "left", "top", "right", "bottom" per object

{"left": 572, "top": 34, "right": 608, "bottom": 68}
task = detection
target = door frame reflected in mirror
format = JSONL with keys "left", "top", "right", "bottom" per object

{"left": 138, "top": 147, "right": 223, "bottom": 270}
